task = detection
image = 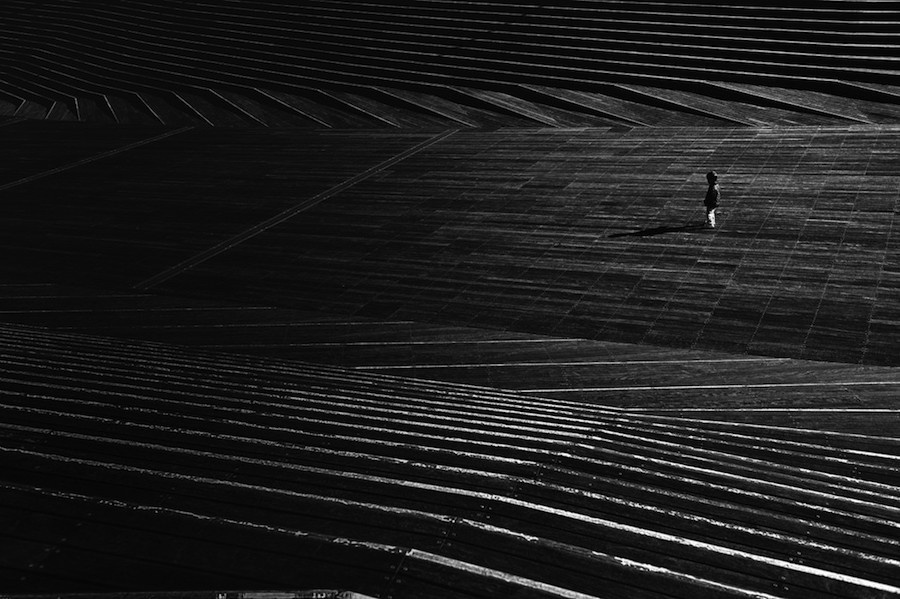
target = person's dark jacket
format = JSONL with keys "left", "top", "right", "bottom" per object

{"left": 704, "top": 183, "right": 720, "bottom": 209}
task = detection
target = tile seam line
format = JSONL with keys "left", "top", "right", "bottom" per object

{"left": 0, "top": 126, "right": 195, "bottom": 194}
{"left": 133, "top": 128, "right": 459, "bottom": 291}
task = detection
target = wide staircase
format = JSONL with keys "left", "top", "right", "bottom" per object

{"left": 4, "top": 1, "right": 900, "bottom": 127}
{"left": 4, "top": 3, "right": 900, "bottom": 597}
{"left": 2, "top": 321, "right": 899, "bottom": 598}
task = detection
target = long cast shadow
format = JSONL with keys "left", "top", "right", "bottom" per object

{"left": 609, "top": 223, "right": 707, "bottom": 238}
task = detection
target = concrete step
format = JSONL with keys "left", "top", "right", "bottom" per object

{"left": 8, "top": 2, "right": 900, "bottom": 126}
{"left": 4, "top": 438, "right": 899, "bottom": 598}
{"left": 2, "top": 324, "right": 898, "bottom": 530}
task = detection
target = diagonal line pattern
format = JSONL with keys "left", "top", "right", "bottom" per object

{"left": 0, "top": 126, "right": 194, "bottom": 193}
{"left": 134, "top": 128, "right": 459, "bottom": 291}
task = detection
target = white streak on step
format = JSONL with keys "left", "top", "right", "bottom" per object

{"left": 408, "top": 550, "right": 599, "bottom": 599}
{"left": 523, "top": 381, "right": 900, "bottom": 392}
{"left": 610, "top": 556, "right": 785, "bottom": 599}
{"left": 353, "top": 358, "right": 788, "bottom": 370}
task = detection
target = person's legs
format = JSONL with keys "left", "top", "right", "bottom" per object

{"left": 706, "top": 208, "right": 716, "bottom": 228}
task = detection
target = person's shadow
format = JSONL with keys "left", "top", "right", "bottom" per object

{"left": 609, "top": 223, "right": 706, "bottom": 238}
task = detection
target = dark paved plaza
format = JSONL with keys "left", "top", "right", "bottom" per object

{"left": 3, "top": 2, "right": 900, "bottom": 598}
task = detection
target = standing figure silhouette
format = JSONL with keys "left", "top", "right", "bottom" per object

{"left": 704, "top": 171, "right": 720, "bottom": 228}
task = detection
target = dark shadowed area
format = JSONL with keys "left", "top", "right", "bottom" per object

{"left": 2, "top": 2, "right": 900, "bottom": 599}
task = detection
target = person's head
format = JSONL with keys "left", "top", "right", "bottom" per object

{"left": 706, "top": 170, "right": 718, "bottom": 184}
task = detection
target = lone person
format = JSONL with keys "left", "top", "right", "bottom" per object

{"left": 704, "top": 170, "right": 720, "bottom": 228}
